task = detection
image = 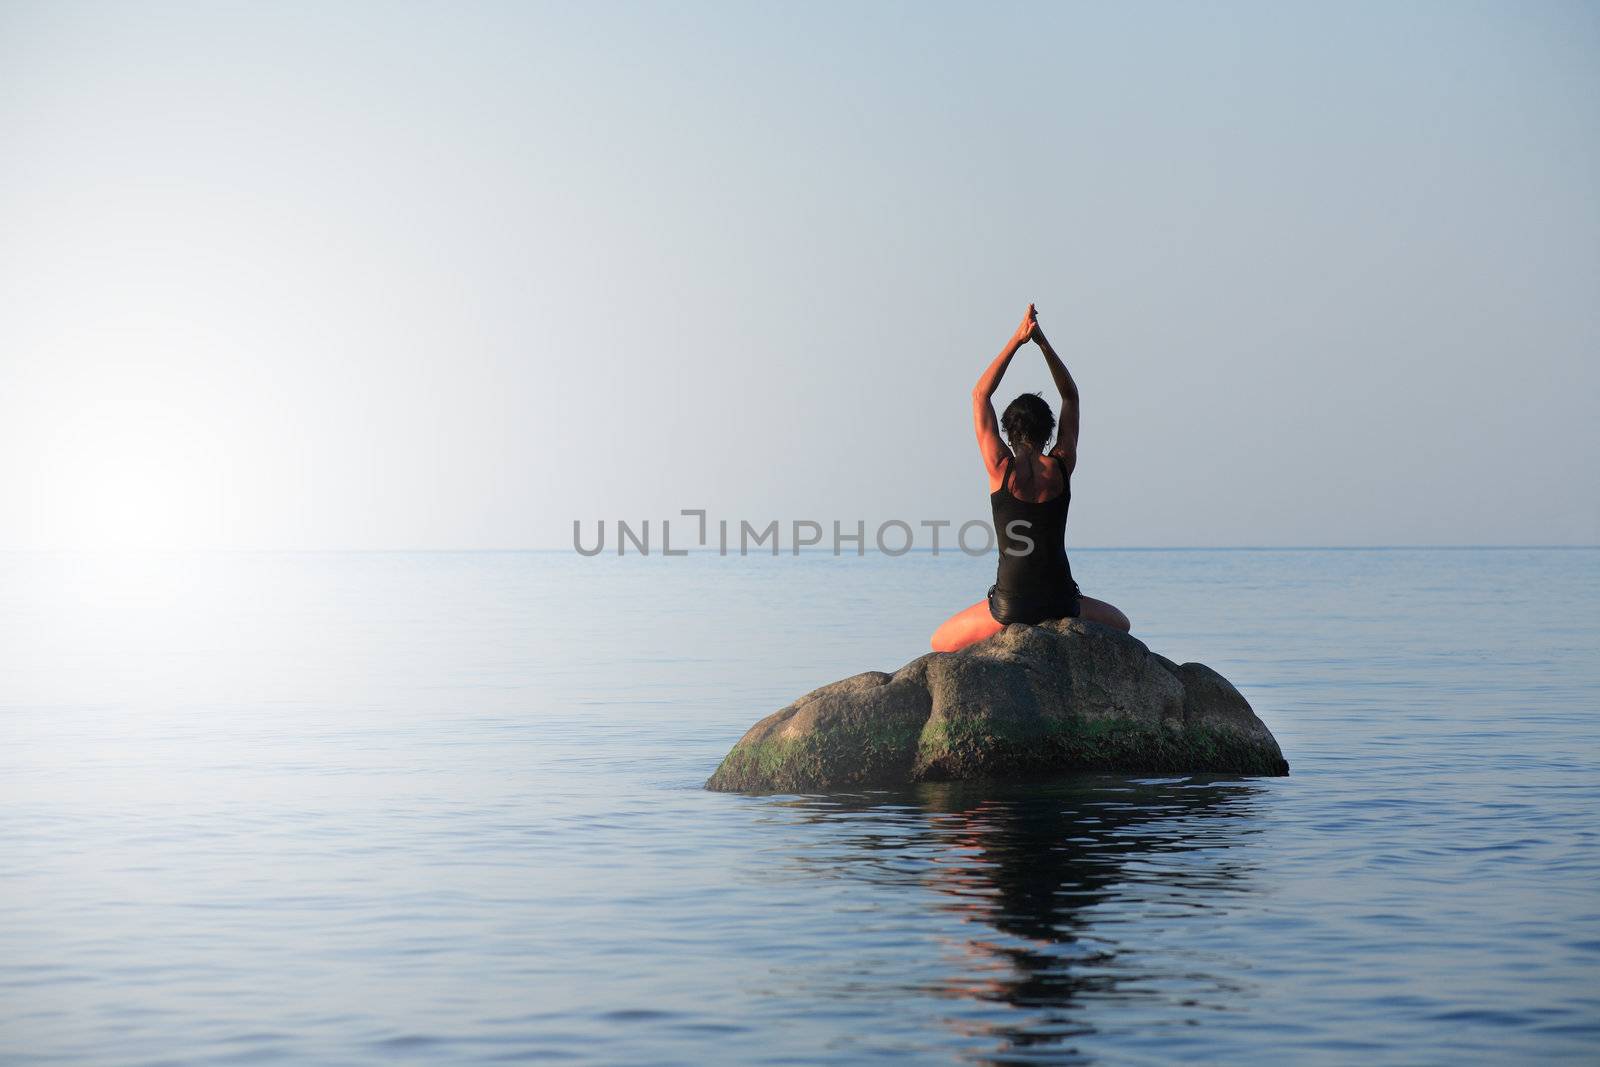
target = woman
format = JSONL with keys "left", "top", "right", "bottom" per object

{"left": 930, "top": 304, "right": 1130, "bottom": 652}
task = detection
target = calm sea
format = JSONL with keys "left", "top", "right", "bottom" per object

{"left": 2, "top": 548, "right": 1597, "bottom": 1064}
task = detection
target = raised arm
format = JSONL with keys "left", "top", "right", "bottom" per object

{"left": 973, "top": 304, "right": 1037, "bottom": 483}
{"left": 1035, "top": 319, "right": 1079, "bottom": 475}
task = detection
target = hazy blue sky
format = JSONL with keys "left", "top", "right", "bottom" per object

{"left": 2, "top": 1, "right": 1596, "bottom": 549}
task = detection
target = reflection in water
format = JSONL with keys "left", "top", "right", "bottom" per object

{"left": 771, "top": 776, "right": 1266, "bottom": 1063}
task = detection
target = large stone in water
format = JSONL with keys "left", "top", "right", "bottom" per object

{"left": 705, "top": 619, "right": 1289, "bottom": 793}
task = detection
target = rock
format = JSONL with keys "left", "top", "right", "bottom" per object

{"left": 705, "top": 619, "right": 1289, "bottom": 792}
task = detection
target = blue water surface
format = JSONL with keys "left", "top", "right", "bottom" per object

{"left": 1, "top": 548, "right": 1597, "bottom": 1064}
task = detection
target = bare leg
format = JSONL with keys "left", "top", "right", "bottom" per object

{"left": 1079, "top": 595, "right": 1131, "bottom": 632}
{"left": 930, "top": 599, "right": 1004, "bottom": 652}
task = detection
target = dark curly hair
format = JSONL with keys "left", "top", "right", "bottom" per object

{"left": 1001, "top": 392, "right": 1055, "bottom": 451}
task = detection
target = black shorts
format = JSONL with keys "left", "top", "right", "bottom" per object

{"left": 987, "top": 582, "right": 1082, "bottom": 625}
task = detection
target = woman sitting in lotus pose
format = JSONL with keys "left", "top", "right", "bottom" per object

{"left": 930, "top": 305, "right": 1130, "bottom": 652}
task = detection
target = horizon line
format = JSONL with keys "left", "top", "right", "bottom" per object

{"left": 3, "top": 544, "right": 1597, "bottom": 554}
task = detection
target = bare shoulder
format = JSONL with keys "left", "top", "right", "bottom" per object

{"left": 986, "top": 448, "right": 1014, "bottom": 493}
{"left": 1050, "top": 447, "right": 1077, "bottom": 480}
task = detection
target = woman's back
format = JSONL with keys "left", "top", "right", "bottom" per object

{"left": 988, "top": 449, "right": 1067, "bottom": 502}
{"left": 990, "top": 452, "right": 1074, "bottom": 599}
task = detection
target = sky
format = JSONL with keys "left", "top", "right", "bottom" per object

{"left": 1, "top": 0, "right": 1596, "bottom": 550}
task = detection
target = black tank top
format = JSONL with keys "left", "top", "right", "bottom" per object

{"left": 991, "top": 455, "right": 1075, "bottom": 598}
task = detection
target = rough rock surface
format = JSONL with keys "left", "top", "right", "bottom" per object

{"left": 705, "top": 619, "right": 1288, "bottom": 792}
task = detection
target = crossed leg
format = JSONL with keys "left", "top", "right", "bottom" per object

{"left": 929, "top": 593, "right": 1131, "bottom": 653}
{"left": 929, "top": 599, "right": 1004, "bottom": 653}
{"left": 1078, "top": 595, "right": 1131, "bottom": 632}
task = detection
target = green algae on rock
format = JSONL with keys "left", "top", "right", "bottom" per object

{"left": 705, "top": 619, "right": 1288, "bottom": 793}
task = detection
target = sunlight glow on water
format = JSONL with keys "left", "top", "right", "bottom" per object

{"left": 2, "top": 549, "right": 1597, "bottom": 1064}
